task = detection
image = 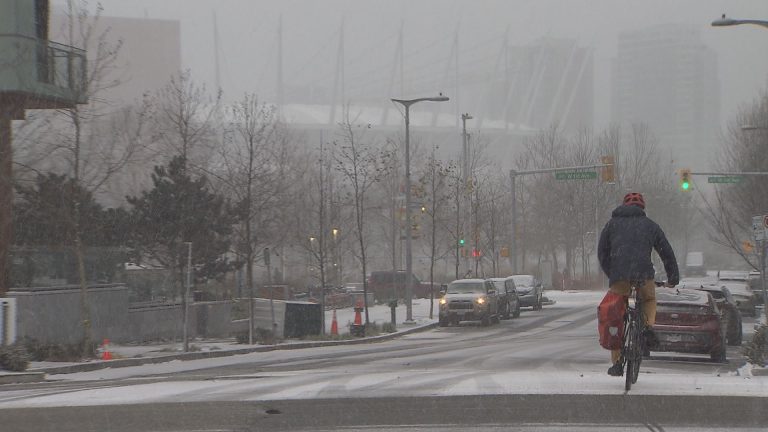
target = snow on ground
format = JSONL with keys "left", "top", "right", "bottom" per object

{"left": 325, "top": 297, "right": 438, "bottom": 334}
{"left": 1, "top": 367, "right": 764, "bottom": 409}
{"left": 5, "top": 290, "right": 765, "bottom": 410}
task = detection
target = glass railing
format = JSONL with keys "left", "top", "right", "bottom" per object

{"left": 0, "top": 34, "right": 86, "bottom": 96}
{"left": 35, "top": 38, "right": 86, "bottom": 93}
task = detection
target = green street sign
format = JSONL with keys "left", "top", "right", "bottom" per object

{"left": 555, "top": 171, "right": 597, "bottom": 180}
{"left": 707, "top": 176, "right": 744, "bottom": 184}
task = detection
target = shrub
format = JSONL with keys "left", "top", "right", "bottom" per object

{"left": 22, "top": 337, "right": 96, "bottom": 362}
{"left": 381, "top": 322, "right": 397, "bottom": 333}
{"left": 0, "top": 344, "right": 30, "bottom": 372}
{"left": 744, "top": 324, "right": 768, "bottom": 366}
{"left": 233, "top": 328, "right": 277, "bottom": 345}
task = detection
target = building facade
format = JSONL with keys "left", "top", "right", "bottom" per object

{"left": 612, "top": 24, "right": 720, "bottom": 170}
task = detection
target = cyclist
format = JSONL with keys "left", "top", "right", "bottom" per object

{"left": 598, "top": 192, "right": 679, "bottom": 376}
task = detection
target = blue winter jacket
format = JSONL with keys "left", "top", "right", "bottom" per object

{"left": 598, "top": 205, "right": 679, "bottom": 286}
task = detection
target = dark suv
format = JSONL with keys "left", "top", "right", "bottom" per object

{"left": 488, "top": 277, "right": 521, "bottom": 319}
{"left": 438, "top": 279, "right": 501, "bottom": 326}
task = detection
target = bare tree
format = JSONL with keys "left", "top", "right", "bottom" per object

{"left": 334, "top": 110, "right": 393, "bottom": 324}
{"left": 30, "top": 1, "right": 146, "bottom": 356}
{"left": 417, "top": 147, "right": 454, "bottom": 318}
{"left": 214, "top": 93, "right": 285, "bottom": 342}
{"left": 151, "top": 70, "right": 221, "bottom": 171}
{"left": 702, "top": 91, "right": 768, "bottom": 268}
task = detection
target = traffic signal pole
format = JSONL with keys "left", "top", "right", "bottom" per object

{"left": 509, "top": 162, "right": 613, "bottom": 275}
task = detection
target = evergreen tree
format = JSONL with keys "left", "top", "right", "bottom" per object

{"left": 127, "top": 156, "right": 234, "bottom": 296}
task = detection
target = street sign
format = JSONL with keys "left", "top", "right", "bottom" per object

{"left": 555, "top": 171, "right": 597, "bottom": 180}
{"left": 707, "top": 176, "right": 744, "bottom": 184}
{"left": 753, "top": 215, "right": 766, "bottom": 241}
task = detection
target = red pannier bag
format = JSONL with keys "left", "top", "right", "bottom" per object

{"left": 597, "top": 292, "right": 626, "bottom": 350}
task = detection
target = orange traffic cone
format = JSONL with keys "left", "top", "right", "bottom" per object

{"left": 331, "top": 309, "right": 339, "bottom": 335}
{"left": 101, "top": 339, "right": 112, "bottom": 360}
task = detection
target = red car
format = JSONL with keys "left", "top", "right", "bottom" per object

{"left": 652, "top": 288, "right": 727, "bottom": 362}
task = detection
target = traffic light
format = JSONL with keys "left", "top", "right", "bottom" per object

{"left": 679, "top": 168, "right": 692, "bottom": 191}
{"left": 459, "top": 237, "right": 465, "bottom": 246}
{"left": 601, "top": 155, "right": 615, "bottom": 183}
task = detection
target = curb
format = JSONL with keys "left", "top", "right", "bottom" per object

{"left": 20, "top": 321, "right": 438, "bottom": 377}
{"left": 0, "top": 372, "right": 46, "bottom": 385}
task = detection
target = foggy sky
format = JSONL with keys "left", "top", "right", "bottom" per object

{"left": 54, "top": 0, "right": 768, "bottom": 130}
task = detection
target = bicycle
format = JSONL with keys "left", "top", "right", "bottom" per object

{"left": 619, "top": 280, "right": 664, "bottom": 391}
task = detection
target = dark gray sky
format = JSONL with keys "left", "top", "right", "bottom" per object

{"left": 58, "top": 0, "right": 768, "bottom": 129}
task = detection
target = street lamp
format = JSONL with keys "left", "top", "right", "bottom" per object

{"left": 391, "top": 94, "right": 449, "bottom": 322}
{"left": 712, "top": 14, "right": 768, "bottom": 29}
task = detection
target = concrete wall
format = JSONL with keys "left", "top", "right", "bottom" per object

{"left": 8, "top": 286, "right": 319, "bottom": 345}
{"left": 126, "top": 303, "right": 184, "bottom": 343}
{"left": 9, "top": 284, "right": 130, "bottom": 345}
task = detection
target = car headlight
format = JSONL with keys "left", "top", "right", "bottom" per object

{"left": 439, "top": 298, "right": 447, "bottom": 305}
{"left": 476, "top": 297, "right": 486, "bottom": 305}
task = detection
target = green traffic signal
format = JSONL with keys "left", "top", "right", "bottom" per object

{"left": 679, "top": 168, "right": 692, "bottom": 191}
{"left": 459, "top": 238, "right": 465, "bottom": 246}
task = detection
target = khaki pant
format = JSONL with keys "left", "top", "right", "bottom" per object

{"left": 609, "top": 279, "right": 656, "bottom": 364}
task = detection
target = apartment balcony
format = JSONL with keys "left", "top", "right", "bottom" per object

{"left": 0, "top": 33, "right": 87, "bottom": 114}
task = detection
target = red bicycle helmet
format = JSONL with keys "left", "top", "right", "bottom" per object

{"left": 623, "top": 192, "right": 645, "bottom": 209}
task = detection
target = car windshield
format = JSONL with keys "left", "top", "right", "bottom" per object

{"left": 511, "top": 275, "right": 534, "bottom": 287}
{"left": 447, "top": 281, "right": 486, "bottom": 294}
{"left": 491, "top": 280, "right": 506, "bottom": 291}
{"left": 1, "top": 1, "right": 766, "bottom": 431}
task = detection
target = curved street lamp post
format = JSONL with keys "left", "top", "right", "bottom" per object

{"left": 711, "top": 14, "right": 768, "bottom": 29}
{"left": 391, "top": 94, "right": 449, "bottom": 322}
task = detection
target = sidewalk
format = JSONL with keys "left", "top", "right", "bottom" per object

{"left": 0, "top": 299, "right": 439, "bottom": 382}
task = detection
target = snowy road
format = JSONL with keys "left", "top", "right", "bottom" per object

{"left": 0, "top": 291, "right": 765, "bottom": 430}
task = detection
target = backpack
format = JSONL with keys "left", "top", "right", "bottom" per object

{"left": 597, "top": 292, "right": 627, "bottom": 350}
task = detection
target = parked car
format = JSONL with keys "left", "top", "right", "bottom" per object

{"left": 653, "top": 288, "right": 727, "bottom": 362}
{"left": 690, "top": 283, "right": 742, "bottom": 346}
{"left": 488, "top": 277, "right": 521, "bottom": 319}
{"left": 717, "top": 270, "right": 749, "bottom": 283}
{"left": 720, "top": 282, "right": 757, "bottom": 317}
{"left": 367, "top": 271, "right": 436, "bottom": 302}
{"left": 438, "top": 279, "right": 500, "bottom": 326}
{"left": 509, "top": 275, "right": 543, "bottom": 310}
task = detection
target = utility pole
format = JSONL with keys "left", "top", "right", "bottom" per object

{"left": 462, "top": 113, "right": 473, "bottom": 275}
{"left": 265, "top": 247, "right": 276, "bottom": 341}
{"left": 183, "top": 242, "right": 192, "bottom": 352}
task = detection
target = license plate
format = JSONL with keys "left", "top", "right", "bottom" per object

{"left": 664, "top": 334, "right": 682, "bottom": 343}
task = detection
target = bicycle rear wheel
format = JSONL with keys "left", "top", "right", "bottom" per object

{"left": 624, "top": 317, "right": 641, "bottom": 390}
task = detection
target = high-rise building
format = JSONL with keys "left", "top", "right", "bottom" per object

{"left": 50, "top": 14, "right": 181, "bottom": 104}
{"left": 612, "top": 24, "right": 720, "bottom": 169}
